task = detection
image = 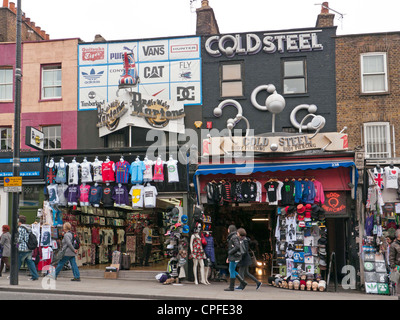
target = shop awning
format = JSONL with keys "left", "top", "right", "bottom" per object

{"left": 193, "top": 160, "right": 359, "bottom": 203}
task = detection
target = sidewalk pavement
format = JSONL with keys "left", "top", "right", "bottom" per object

{"left": 0, "top": 273, "right": 397, "bottom": 300}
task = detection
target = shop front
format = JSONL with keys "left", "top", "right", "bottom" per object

{"left": 192, "top": 143, "right": 359, "bottom": 291}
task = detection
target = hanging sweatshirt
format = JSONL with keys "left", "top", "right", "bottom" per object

{"left": 102, "top": 185, "right": 114, "bottom": 207}
{"left": 112, "top": 185, "right": 129, "bottom": 206}
{"left": 313, "top": 180, "right": 325, "bottom": 204}
{"left": 294, "top": 180, "right": 303, "bottom": 203}
{"left": 303, "top": 180, "right": 316, "bottom": 204}
{"left": 79, "top": 184, "right": 91, "bottom": 203}
{"left": 89, "top": 185, "right": 103, "bottom": 206}
{"left": 57, "top": 184, "right": 68, "bottom": 206}
{"left": 64, "top": 184, "right": 80, "bottom": 203}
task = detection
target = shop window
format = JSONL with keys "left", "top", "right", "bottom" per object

{"left": 363, "top": 122, "right": 392, "bottom": 158}
{"left": 42, "top": 125, "right": 61, "bottom": 150}
{"left": 282, "top": 59, "right": 307, "bottom": 94}
{"left": 220, "top": 62, "right": 244, "bottom": 98}
{"left": 0, "top": 127, "right": 12, "bottom": 150}
{"left": 0, "top": 67, "right": 13, "bottom": 101}
{"left": 41, "top": 64, "right": 62, "bottom": 100}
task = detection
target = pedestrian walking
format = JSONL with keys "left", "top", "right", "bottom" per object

{"left": 0, "top": 225, "right": 11, "bottom": 276}
{"left": 224, "top": 224, "right": 247, "bottom": 291}
{"left": 389, "top": 229, "right": 400, "bottom": 299}
{"left": 17, "top": 215, "right": 39, "bottom": 281}
{"left": 236, "top": 228, "right": 262, "bottom": 290}
{"left": 54, "top": 222, "right": 81, "bottom": 281}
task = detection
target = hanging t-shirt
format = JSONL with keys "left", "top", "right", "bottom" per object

{"left": 46, "top": 165, "right": 57, "bottom": 184}
{"left": 129, "top": 185, "right": 144, "bottom": 208}
{"left": 80, "top": 161, "right": 93, "bottom": 183}
{"left": 102, "top": 161, "right": 115, "bottom": 183}
{"left": 281, "top": 180, "right": 295, "bottom": 205}
{"left": 166, "top": 159, "right": 179, "bottom": 183}
{"left": 115, "top": 160, "right": 131, "bottom": 184}
{"left": 47, "top": 184, "right": 59, "bottom": 204}
{"left": 92, "top": 160, "right": 103, "bottom": 183}
{"left": 144, "top": 184, "right": 158, "bottom": 208}
{"left": 264, "top": 181, "right": 280, "bottom": 203}
{"left": 372, "top": 167, "right": 385, "bottom": 189}
{"left": 57, "top": 184, "right": 68, "bottom": 206}
{"left": 129, "top": 160, "right": 146, "bottom": 184}
{"left": 68, "top": 161, "right": 80, "bottom": 185}
{"left": 384, "top": 166, "right": 399, "bottom": 189}
{"left": 143, "top": 159, "right": 154, "bottom": 182}
{"left": 55, "top": 162, "right": 67, "bottom": 184}
{"left": 113, "top": 185, "right": 129, "bottom": 206}
{"left": 255, "top": 181, "right": 263, "bottom": 202}
{"left": 153, "top": 159, "right": 165, "bottom": 182}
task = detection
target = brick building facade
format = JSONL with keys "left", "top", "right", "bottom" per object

{"left": 0, "top": 0, "right": 49, "bottom": 42}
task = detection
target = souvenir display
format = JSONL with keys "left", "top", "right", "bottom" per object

{"left": 363, "top": 166, "right": 399, "bottom": 295}
{"left": 42, "top": 155, "right": 181, "bottom": 270}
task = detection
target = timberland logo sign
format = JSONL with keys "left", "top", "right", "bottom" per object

{"left": 131, "top": 92, "right": 185, "bottom": 129}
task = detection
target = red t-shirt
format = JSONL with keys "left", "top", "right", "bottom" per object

{"left": 102, "top": 161, "right": 115, "bottom": 183}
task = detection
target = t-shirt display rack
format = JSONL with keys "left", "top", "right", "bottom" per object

{"left": 361, "top": 166, "right": 400, "bottom": 295}
{"left": 43, "top": 154, "right": 182, "bottom": 269}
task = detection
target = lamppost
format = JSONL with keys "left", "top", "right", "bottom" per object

{"left": 10, "top": 0, "right": 22, "bottom": 285}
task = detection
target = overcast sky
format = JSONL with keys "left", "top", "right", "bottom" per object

{"left": 20, "top": 0, "right": 399, "bottom": 42}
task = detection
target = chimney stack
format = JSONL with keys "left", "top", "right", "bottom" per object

{"left": 196, "top": 0, "right": 219, "bottom": 35}
{"left": 316, "top": 2, "right": 335, "bottom": 28}
{"left": 3, "top": 0, "right": 9, "bottom": 7}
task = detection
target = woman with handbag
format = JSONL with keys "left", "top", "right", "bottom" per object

{"left": 236, "top": 228, "right": 262, "bottom": 290}
{"left": 0, "top": 225, "right": 11, "bottom": 276}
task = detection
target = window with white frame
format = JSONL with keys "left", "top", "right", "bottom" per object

{"left": 361, "top": 53, "right": 388, "bottom": 93}
{"left": 42, "top": 125, "right": 61, "bottom": 150}
{"left": 41, "top": 64, "right": 62, "bottom": 99}
{"left": 363, "top": 122, "right": 392, "bottom": 158}
{"left": 283, "top": 59, "right": 307, "bottom": 94}
{"left": 0, "top": 68, "right": 13, "bottom": 101}
{"left": 220, "top": 62, "right": 243, "bottom": 97}
{"left": 0, "top": 127, "right": 12, "bottom": 150}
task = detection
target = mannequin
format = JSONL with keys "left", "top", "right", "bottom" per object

{"left": 190, "top": 223, "right": 209, "bottom": 285}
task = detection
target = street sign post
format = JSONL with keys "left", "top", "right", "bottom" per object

{"left": 4, "top": 177, "right": 22, "bottom": 193}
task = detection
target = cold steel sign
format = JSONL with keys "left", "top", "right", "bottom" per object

{"left": 78, "top": 37, "right": 202, "bottom": 111}
{"left": 205, "top": 30, "right": 324, "bottom": 57}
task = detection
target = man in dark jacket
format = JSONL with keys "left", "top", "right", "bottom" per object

{"left": 224, "top": 225, "right": 247, "bottom": 291}
{"left": 389, "top": 229, "right": 400, "bottom": 298}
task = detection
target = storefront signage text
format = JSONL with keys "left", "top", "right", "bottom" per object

{"left": 131, "top": 92, "right": 185, "bottom": 129}
{"left": 322, "top": 192, "right": 347, "bottom": 215}
{"left": 96, "top": 100, "right": 128, "bottom": 131}
{"left": 205, "top": 31, "right": 323, "bottom": 57}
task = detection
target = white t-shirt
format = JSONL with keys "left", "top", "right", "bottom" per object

{"left": 144, "top": 185, "right": 158, "bottom": 208}
{"left": 92, "top": 160, "right": 103, "bottom": 183}
{"left": 68, "top": 161, "right": 80, "bottom": 185}
{"left": 384, "top": 166, "right": 399, "bottom": 189}
{"left": 143, "top": 159, "right": 153, "bottom": 182}
{"left": 166, "top": 159, "right": 179, "bottom": 183}
{"left": 80, "top": 161, "right": 93, "bottom": 183}
{"left": 129, "top": 185, "right": 144, "bottom": 208}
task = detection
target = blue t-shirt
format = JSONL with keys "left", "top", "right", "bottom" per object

{"left": 129, "top": 161, "right": 146, "bottom": 184}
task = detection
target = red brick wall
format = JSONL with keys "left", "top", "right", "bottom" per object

{"left": 336, "top": 32, "right": 400, "bottom": 152}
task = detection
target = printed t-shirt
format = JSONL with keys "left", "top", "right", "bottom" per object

{"left": 166, "top": 159, "right": 179, "bottom": 183}
{"left": 130, "top": 161, "right": 146, "bottom": 184}
{"left": 129, "top": 185, "right": 144, "bottom": 208}
{"left": 144, "top": 185, "right": 158, "bottom": 208}
{"left": 115, "top": 160, "right": 131, "bottom": 184}
{"left": 384, "top": 166, "right": 399, "bottom": 189}
{"left": 80, "top": 161, "right": 93, "bottom": 183}
{"left": 153, "top": 159, "right": 165, "bottom": 182}
{"left": 143, "top": 227, "right": 152, "bottom": 244}
{"left": 92, "top": 161, "right": 103, "bottom": 183}
{"left": 143, "top": 159, "right": 154, "bottom": 182}
{"left": 68, "top": 162, "right": 80, "bottom": 185}
{"left": 102, "top": 161, "right": 115, "bottom": 183}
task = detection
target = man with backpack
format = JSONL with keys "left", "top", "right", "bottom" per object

{"left": 54, "top": 222, "right": 81, "bottom": 281}
{"left": 17, "top": 215, "right": 39, "bottom": 281}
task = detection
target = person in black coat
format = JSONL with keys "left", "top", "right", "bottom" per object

{"left": 236, "top": 228, "right": 262, "bottom": 290}
{"left": 224, "top": 225, "right": 247, "bottom": 291}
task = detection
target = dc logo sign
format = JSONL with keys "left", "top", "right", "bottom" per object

{"left": 177, "top": 86, "right": 195, "bottom": 101}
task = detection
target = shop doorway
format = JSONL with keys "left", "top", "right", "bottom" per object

{"left": 326, "top": 217, "right": 348, "bottom": 283}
